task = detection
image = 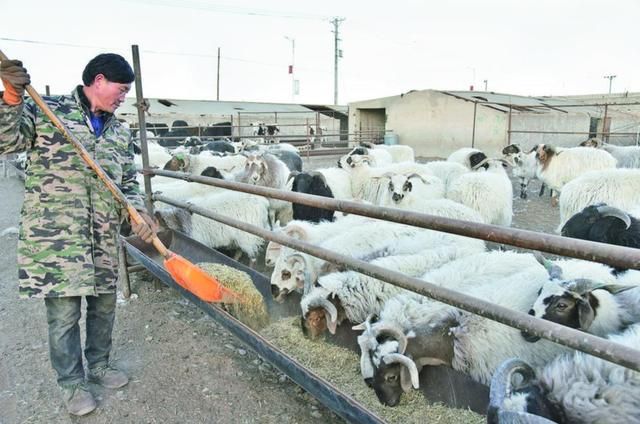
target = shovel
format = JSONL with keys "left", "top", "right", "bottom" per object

{"left": 0, "top": 49, "right": 240, "bottom": 304}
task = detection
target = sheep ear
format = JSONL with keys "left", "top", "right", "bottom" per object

{"left": 264, "top": 242, "right": 282, "bottom": 266}
{"left": 577, "top": 296, "right": 596, "bottom": 331}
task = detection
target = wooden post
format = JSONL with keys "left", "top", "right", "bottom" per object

{"left": 131, "top": 45, "right": 154, "bottom": 215}
{"left": 118, "top": 238, "right": 131, "bottom": 298}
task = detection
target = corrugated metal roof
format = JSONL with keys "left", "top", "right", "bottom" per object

{"left": 118, "top": 98, "right": 346, "bottom": 117}
{"left": 441, "top": 91, "right": 615, "bottom": 114}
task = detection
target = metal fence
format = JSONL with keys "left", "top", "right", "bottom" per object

{"left": 145, "top": 167, "right": 640, "bottom": 373}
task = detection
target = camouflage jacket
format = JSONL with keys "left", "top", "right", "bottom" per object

{"left": 0, "top": 86, "right": 144, "bottom": 298}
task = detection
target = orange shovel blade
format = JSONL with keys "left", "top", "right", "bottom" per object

{"left": 164, "top": 253, "right": 240, "bottom": 303}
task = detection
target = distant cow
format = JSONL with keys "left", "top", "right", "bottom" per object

{"left": 202, "top": 121, "right": 232, "bottom": 139}
{"left": 250, "top": 121, "right": 280, "bottom": 144}
{"left": 309, "top": 125, "right": 328, "bottom": 144}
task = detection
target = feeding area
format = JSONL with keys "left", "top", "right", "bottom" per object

{"left": 119, "top": 56, "right": 640, "bottom": 423}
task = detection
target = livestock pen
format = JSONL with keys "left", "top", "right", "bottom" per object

{"left": 121, "top": 160, "right": 640, "bottom": 422}
{"left": 123, "top": 46, "right": 640, "bottom": 423}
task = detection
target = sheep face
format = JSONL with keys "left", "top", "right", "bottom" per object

{"left": 153, "top": 208, "right": 192, "bottom": 235}
{"left": 270, "top": 253, "right": 308, "bottom": 301}
{"left": 522, "top": 279, "right": 598, "bottom": 342}
{"left": 338, "top": 147, "right": 371, "bottom": 169}
{"left": 579, "top": 138, "right": 602, "bottom": 148}
{"left": 372, "top": 362, "right": 404, "bottom": 407}
{"left": 301, "top": 308, "right": 329, "bottom": 339}
{"left": 163, "top": 154, "right": 189, "bottom": 172}
{"left": 241, "top": 156, "right": 268, "bottom": 184}
{"left": 387, "top": 175, "right": 412, "bottom": 203}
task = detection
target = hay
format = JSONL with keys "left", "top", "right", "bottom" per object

{"left": 260, "top": 317, "right": 485, "bottom": 424}
{"left": 198, "top": 263, "right": 270, "bottom": 330}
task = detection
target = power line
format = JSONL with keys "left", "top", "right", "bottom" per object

{"left": 117, "top": 0, "right": 330, "bottom": 21}
{"left": 0, "top": 37, "right": 330, "bottom": 72}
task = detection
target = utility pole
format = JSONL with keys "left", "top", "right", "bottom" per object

{"left": 483, "top": 79, "right": 488, "bottom": 91}
{"left": 285, "top": 36, "right": 296, "bottom": 102}
{"left": 216, "top": 47, "right": 221, "bottom": 101}
{"left": 604, "top": 75, "right": 616, "bottom": 94}
{"left": 331, "top": 17, "right": 345, "bottom": 105}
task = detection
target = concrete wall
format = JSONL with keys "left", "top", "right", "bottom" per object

{"left": 350, "top": 90, "right": 508, "bottom": 159}
{"left": 509, "top": 113, "right": 591, "bottom": 151}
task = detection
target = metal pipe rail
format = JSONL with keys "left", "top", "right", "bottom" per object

{"left": 148, "top": 168, "right": 640, "bottom": 271}
{"left": 154, "top": 193, "right": 640, "bottom": 373}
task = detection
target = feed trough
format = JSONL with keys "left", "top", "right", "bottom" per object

{"left": 123, "top": 229, "right": 490, "bottom": 423}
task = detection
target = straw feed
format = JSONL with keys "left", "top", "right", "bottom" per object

{"left": 261, "top": 317, "right": 485, "bottom": 424}
{"left": 198, "top": 262, "right": 270, "bottom": 330}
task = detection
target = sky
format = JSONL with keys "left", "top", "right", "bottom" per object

{"left": 2, "top": 0, "right": 639, "bottom": 105}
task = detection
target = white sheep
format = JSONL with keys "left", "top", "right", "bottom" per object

{"left": 532, "top": 144, "right": 617, "bottom": 206}
{"left": 359, "top": 262, "right": 563, "bottom": 406}
{"left": 267, "top": 215, "right": 377, "bottom": 300}
{"left": 340, "top": 155, "right": 437, "bottom": 204}
{"left": 446, "top": 147, "right": 485, "bottom": 170}
{"left": 154, "top": 191, "right": 270, "bottom": 264}
{"left": 557, "top": 168, "right": 640, "bottom": 230}
{"left": 339, "top": 146, "right": 393, "bottom": 168}
{"left": 163, "top": 151, "right": 247, "bottom": 176}
{"left": 447, "top": 159, "right": 513, "bottom": 226}
{"left": 420, "top": 161, "right": 468, "bottom": 196}
{"left": 314, "top": 167, "right": 353, "bottom": 200}
{"left": 232, "top": 152, "right": 291, "bottom": 227}
{"left": 300, "top": 232, "right": 486, "bottom": 338}
{"left": 581, "top": 137, "right": 640, "bottom": 168}
{"left": 360, "top": 142, "right": 415, "bottom": 163}
{"left": 357, "top": 251, "right": 625, "bottom": 406}
{"left": 376, "top": 172, "right": 445, "bottom": 207}
{"left": 502, "top": 144, "right": 540, "bottom": 199}
{"left": 491, "top": 323, "right": 640, "bottom": 423}
{"left": 134, "top": 140, "right": 173, "bottom": 169}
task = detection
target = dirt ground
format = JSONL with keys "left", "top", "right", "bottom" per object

{"left": 0, "top": 156, "right": 560, "bottom": 424}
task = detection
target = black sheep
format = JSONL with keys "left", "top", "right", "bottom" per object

{"left": 291, "top": 172, "right": 334, "bottom": 223}
{"left": 561, "top": 203, "right": 639, "bottom": 272}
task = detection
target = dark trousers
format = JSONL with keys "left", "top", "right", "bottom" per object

{"left": 44, "top": 293, "right": 116, "bottom": 386}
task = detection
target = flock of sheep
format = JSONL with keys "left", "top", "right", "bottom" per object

{"left": 136, "top": 134, "right": 640, "bottom": 423}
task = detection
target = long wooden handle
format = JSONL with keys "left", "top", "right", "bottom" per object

{"left": 0, "top": 49, "right": 170, "bottom": 258}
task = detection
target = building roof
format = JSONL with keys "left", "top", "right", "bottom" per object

{"left": 118, "top": 97, "right": 347, "bottom": 118}
{"left": 440, "top": 90, "right": 640, "bottom": 115}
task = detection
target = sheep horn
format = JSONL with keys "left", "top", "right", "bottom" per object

{"left": 306, "top": 296, "right": 338, "bottom": 334}
{"left": 284, "top": 224, "right": 309, "bottom": 240}
{"left": 595, "top": 205, "right": 632, "bottom": 229}
{"left": 488, "top": 358, "right": 538, "bottom": 424}
{"left": 371, "top": 171, "right": 395, "bottom": 180}
{"left": 383, "top": 353, "right": 420, "bottom": 390}
{"left": 356, "top": 331, "right": 378, "bottom": 380}
{"left": 286, "top": 253, "right": 314, "bottom": 295}
{"left": 372, "top": 324, "right": 409, "bottom": 354}
{"left": 533, "top": 252, "right": 564, "bottom": 280}
{"left": 561, "top": 278, "right": 612, "bottom": 296}
{"left": 406, "top": 172, "right": 428, "bottom": 184}
{"left": 287, "top": 171, "right": 300, "bottom": 183}
{"left": 352, "top": 313, "right": 376, "bottom": 331}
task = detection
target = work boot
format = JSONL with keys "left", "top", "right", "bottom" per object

{"left": 60, "top": 382, "right": 97, "bottom": 416}
{"left": 88, "top": 365, "right": 129, "bottom": 389}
